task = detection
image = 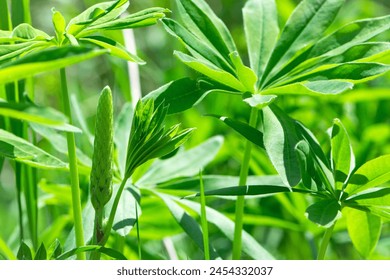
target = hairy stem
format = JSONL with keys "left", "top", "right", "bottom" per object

{"left": 232, "top": 107, "right": 258, "bottom": 260}
{"left": 60, "top": 68, "right": 85, "bottom": 260}
{"left": 90, "top": 208, "right": 104, "bottom": 260}
{"left": 317, "top": 223, "right": 335, "bottom": 260}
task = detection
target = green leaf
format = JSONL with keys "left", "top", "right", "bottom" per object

{"left": 0, "top": 42, "right": 48, "bottom": 63}
{"left": 52, "top": 9, "right": 66, "bottom": 44}
{"left": 67, "top": 0, "right": 129, "bottom": 36}
{"left": 0, "top": 46, "right": 107, "bottom": 84}
{"left": 331, "top": 119, "right": 355, "bottom": 190}
{"left": 243, "top": 94, "right": 278, "bottom": 110}
{"left": 156, "top": 192, "right": 219, "bottom": 260}
{"left": 207, "top": 115, "right": 264, "bottom": 148}
{"left": 30, "top": 124, "right": 91, "bottom": 168}
{"left": 261, "top": 0, "right": 345, "bottom": 86}
{"left": 229, "top": 51, "right": 257, "bottom": 92}
{"left": 305, "top": 199, "right": 341, "bottom": 227}
{"left": 162, "top": 19, "right": 234, "bottom": 73}
{"left": 262, "top": 80, "right": 354, "bottom": 96}
{"left": 295, "top": 141, "right": 323, "bottom": 191}
{"left": 107, "top": 183, "right": 141, "bottom": 237}
{"left": 137, "top": 136, "right": 223, "bottom": 186}
{"left": 0, "top": 101, "right": 81, "bottom": 132}
{"left": 17, "top": 242, "right": 32, "bottom": 260}
{"left": 11, "top": 23, "right": 51, "bottom": 40}
{"left": 345, "top": 187, "right": 390, "bottom": 207}
{"left": 288, "top": 62, "right": 390, "bottom": 84}
{"left": 34, "top": 243, "right": 47, "bottom": 260}
{"left": 143, "top": 78, "right": 208, "bottom": 114}
{"left": 174, "top": 51, "right": 245, "bottom": 92}
{"left": 0, "top": 129, "right": 68, "bottom": 170}
{"left": 47, "top": 239, "right": 63, "bottom": 260}
{"left": 175, "top": 0, "right": 236, "bottom": 63}
{"left": 262, "top": 105, "right": 301, "bottom": 187}
{"left": 345, "top": 155, "right": 390, "bottom": 195}
{"left": 243, "top": 0, "right": 279, "bottom": 85}
{"left": 80, "top": 36, "right": 144, "bottom": 64}
{"left": 114, "top": 102, "right": 133, "bottom": 176}
{"left": 345, "top": 208, "right": 381, "bottom": 258}
{"left": 309, "top": 15, "right": 390, "bottom": 59}
{"left": 180, "top": 199, "right": 275, "bottom": 259}
{"left": 85, "top": 7, "right": 166, "bottom": 32}
{"left": 188, "top": 184, "right": 292, "bottom": 198}
{"left": 57, "top": 245, "right": 127, "bottom": 260}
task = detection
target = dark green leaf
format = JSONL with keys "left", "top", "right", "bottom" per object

{"left": 143, "top": 78, "right": 208, "bottom": 114}
{"left": 207, "top": 115, "right": 264, "bottom": 148}
{"left": 34, "top": 243, "right": 47, "bottom": 260}
{"left": 305, "top": 199, "right": 341, "bottom": 227}
{"left": 262, "top": 105, "right": 301, "bottom": 186}
{"left": 17, "top": 242, "right": 32, "bottom": 260}
{"left": 48, "top": 239, "right": 63, "bottom": 260}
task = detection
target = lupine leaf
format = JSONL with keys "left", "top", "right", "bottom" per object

{"left": 331, "top": 119, "right": 355, "bottom": 190}
{"left": 0, "top": 129, "right": 68, "bottom": 170}
{"left": 345, "top": 155, "right": 390, "bottom": 195}
{"left": 0, "top": 46, "right": 107, "bottom": 85}
{"left": 243, "top": 0, "right": 279, "bottom": 86}
{"left": 305, "top": 199, "right": 341, "bottom": 227}
{"left": 261, "top": 0, "right": 345, "bottom": 86}
{"left": 345, "top": 208, "right": 381, "bottom": 258}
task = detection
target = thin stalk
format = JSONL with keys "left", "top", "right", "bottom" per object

{"left": 100, "top": 177, "right": 129, "bottom": 246}
{"left": 60, "top": 68, "right": 85, "bottom": 260}
{"left": 317, "top": 223, "right": 335, "bottom": 260}
{"left": 90, "top": 209, "right": 104, "bottom": 260}
{"left": 232, "top": 107, "right": 258, "bottom": 260}
{"left": 135, "top": 204, "right": 142, "bottom": 259}
{"left": 199, "top": 171, "right": 210, "bottom": 260}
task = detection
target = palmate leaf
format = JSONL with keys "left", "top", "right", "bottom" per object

{"left": 0, "top": 129, "right": 67, "bottom": 170}
{"left": 260, "top": 0, "right": 345, "bottom": 87}
{"left": 0, "top": 46, "right": 107, "bottom": 85}
{"left": 243, "top": 0, "right": 279, "bottom": 87}
{"left": 175, "top": 0, "right": 236, "bottom": 60}
{"left": 162, "top": 19, "right": 234, "bottom": 73}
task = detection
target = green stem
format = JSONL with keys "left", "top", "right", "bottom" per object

{"left": 0, "top": 0, "right": 12, "bottom": 30}
{"left": 317, "top": 223, "right": 335, "bottom": 260}
{"left": 90, "top": 208, "right": 104, "bottom": 260}
{"left": 100, "top": 177, "right": 129, "bottom": 247}
{"left": 60, "top": 68, "right": 85, "bottom": 260}
{"left": 199, "top": 170, "right": 210, "bottom": 260}
{"left": 232, "top": 107, "right": 258, "bottom": 260}
{"left": 135, "top": 204, "right": 142, "bottom": 259}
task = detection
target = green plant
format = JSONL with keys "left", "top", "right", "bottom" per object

{"left": 162, "top": 0, "right": 390, "bottom": 259}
